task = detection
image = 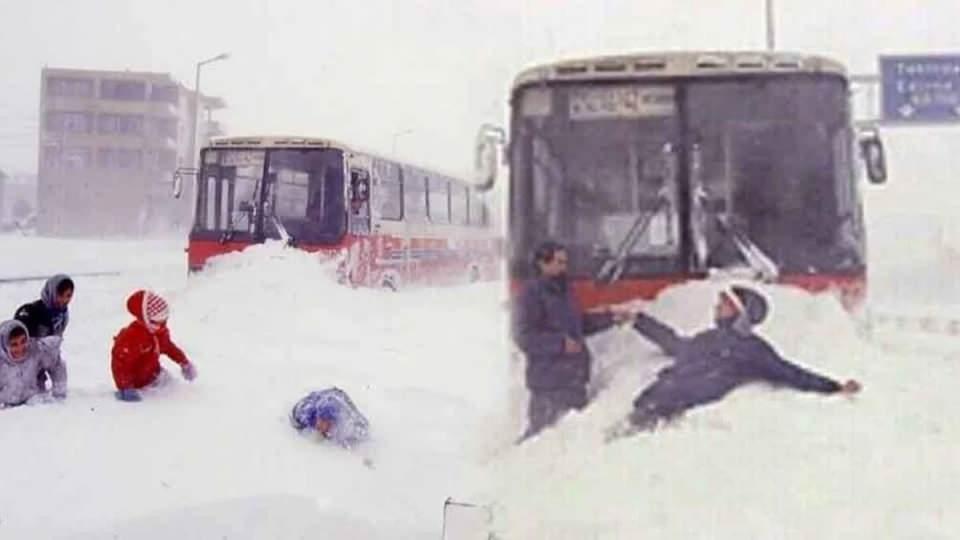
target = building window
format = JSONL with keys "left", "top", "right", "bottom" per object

{"left": 46, "top": 77, "right": 94, "bottom": 98}
{"left": 150, "top": 84, "right": 180, "bottom": 103}
{"left": 98, "top": 114, "right": 144, "bottom": 135}
{"left": 45, "top": 111, "right": 93, "bottom": 133}
{"left": 100, "top": 79, "right": 147, "bottom": 101}
{"left": 42, "top": 146, "right": 91, "bottom": 169}
{"left": 97, "top": 148, "right": 143, "bottom": 169}
{"left": 62, "top": 148, "right": 92, "bottom": 169}
{"left": 149, "top": 118, "right": 178, "bottom": 138}
{"left": 145, "top": 149, "right": 177, "bottom": 170}
{"left": 42, "top": 147, "right": 59, "bottom": 168}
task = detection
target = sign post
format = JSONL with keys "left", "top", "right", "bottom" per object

{"left": 879, "top": 55, "right": 960, "bottom": 124}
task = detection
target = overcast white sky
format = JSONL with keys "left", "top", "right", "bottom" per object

{"left": 2, "top": 0, "right": 960, "bottom": 213}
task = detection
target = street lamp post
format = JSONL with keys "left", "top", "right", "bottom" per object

{"left": 391, "top": 128, "right": 413, "bottom": 156}
{"left": 765, "top": 0, "right": 775, "bottom": 51}
{"left": 187, "top": 52, "right": 230, "bottom": 169}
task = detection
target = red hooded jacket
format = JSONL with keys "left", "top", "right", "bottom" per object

{"left": 111, "top": 290, "right": 189, "bottom": 390}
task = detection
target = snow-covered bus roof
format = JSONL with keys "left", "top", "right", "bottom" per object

{"left": 206, "top": 135, "right": 473, "bottom": 186}
{"left": 512, "top": 51, "right": 847, "bottom": 89}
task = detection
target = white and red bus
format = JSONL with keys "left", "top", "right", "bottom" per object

{"left": 176, "top": 135, "right": 502, "bottom": 289}
{"left": 474, "top": 51, "right": 889, "bottom": 312}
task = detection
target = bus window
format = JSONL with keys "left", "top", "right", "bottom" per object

{"left": 450, "top": 185, "right": 468, "bottom": 226}
{"left": 195, "top": 150, "right": 266, "bottom": 237}
{"left": 205, "top": 175, "right": 218, "bottom": 230}
{"left": 349, "top": 168, "right": 372, "bottom": 234}
{"left": 428, "top": 177, "right": 450, "bottom": 224}
{"left": 403, "top": 168, "right": 428, "bottom": 222}
{"left": 469, "top": 191, "right": 488, "bottom": 227}
{"left": 267, "top": 148, "right": 346, "bottom": 244}
{"left": 374, "top": 160, "right": 403, "bottom": 220}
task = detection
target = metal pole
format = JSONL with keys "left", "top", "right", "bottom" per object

{"left": 186, "top": 53, "right": 229, "bottom": 171}
{"left": 392, "top": 129, "right": 413, "bottom": 155}
{"left": 765, "top": 0, "right": 775, "bottom": 51}
{"left": 187, "top": 61, "right": 202, "bottom": 171}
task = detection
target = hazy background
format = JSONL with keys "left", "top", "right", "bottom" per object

{"left": 3, "top": 1, "right": 960, "bottom": 190}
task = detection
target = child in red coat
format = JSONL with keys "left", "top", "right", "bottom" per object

{"left": 111, "top": 290, "right": 197, "bottom": 402}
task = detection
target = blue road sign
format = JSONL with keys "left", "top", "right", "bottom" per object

{"left": 880, "top": 55, "right": 960, "bottom": 123}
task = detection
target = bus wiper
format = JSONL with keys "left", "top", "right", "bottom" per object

{"left": 594, "top": 195, "right": 669, "bottom": 285}
{"left": 271, "top": 215, "right": 294, "bottom": 246}
{"left": 713, "top": 213, "right": 779, "bottom": 281}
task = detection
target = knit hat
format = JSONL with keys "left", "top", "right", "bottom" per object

{"left": 727, "top": 285, "right": 768, "bottom": 326}
{"left": 126, "top": 290, "right": 170, "bottom": 332}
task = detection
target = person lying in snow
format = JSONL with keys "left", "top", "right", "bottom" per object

{"left": 0, "top": 319, "right": 68, "bottom": 409}
{"left": 111, "top": 290, "right": 197, "bottom": 402}
{"left": 290, "top": 387, "right": 371, "bottom": 449}
{"left": 606, "top": 284, "right": 861, "bottom": 441}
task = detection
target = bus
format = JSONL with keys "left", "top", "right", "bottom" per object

{"left": 474, "top": 51, "right": 888, "bottom": 312}
{"left": 175, "top": 135, "right": 502, "bottom": 289}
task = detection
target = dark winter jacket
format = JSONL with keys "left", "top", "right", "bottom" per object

{"left": 512, "top": 276, "right": 615, "bottom": 390}
{"left": 631, "top": 311, "right": 842, "bottom": 420}
{"left": 14, "top": 274, "right": 71, "bottom": 339}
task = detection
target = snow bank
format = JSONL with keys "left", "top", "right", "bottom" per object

{"left": 478, "top": 280, "right": 960, "bottom": 539}
{"left": 0, "top": 239, "right": 510, "bottom": 538}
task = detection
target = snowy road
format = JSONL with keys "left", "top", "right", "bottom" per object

{"left": 2, "top": 233, "right": 960, "bottom": 539}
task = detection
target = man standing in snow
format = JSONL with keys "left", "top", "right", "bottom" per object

{"left": 0, "top": 320, "right": 68, "bottom": 408}
{"left": 111, "top": 290, "right": 197, "bottom": 402}
{"left": 14, "top": 274, "right": 74, "bottom": 391}
{"left": 512, "top": 241, "right": 632, "bottom": 442}
{"left": 607, "top": 284, "right": 861, "bottom": 440}
{"left": 290, "top": 387, "right": 371, "bottom": 450}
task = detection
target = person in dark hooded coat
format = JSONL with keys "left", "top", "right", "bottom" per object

{"left": 14, "top": 274, "right": 74, "bottom": 339}
{"left": 512, "top": 241, "right": 632, "bottom": 442}
{"left": 607, "top": 285, "right": 861, "bottom": 440}
{"left": 14, "top": 274, "right": 73, "bottom": 391}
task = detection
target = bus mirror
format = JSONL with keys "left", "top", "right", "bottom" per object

{"left": 859, "top": 136, "right": 887, "bottom": 184}
{"left": 172, "top": 171, "right": 183, "bottom": 199}
{"left": 474, "top": 124, "right": 506, "bottom": 192}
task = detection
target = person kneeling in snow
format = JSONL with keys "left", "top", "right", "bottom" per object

{"left": 0, "top": 320, "right": 68, "bottom": 409}
{"left": 111, "top": 290, "right": 197, "bottom": 402}
{"left": 290, "top": 387, "right": 370, "bottom": 449}
{"left": 607, "top": 285, "right": 861, "bottom": 440}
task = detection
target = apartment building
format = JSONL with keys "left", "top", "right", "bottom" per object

{"left": 37, "top": 67, "right": 225, "bottom": 236}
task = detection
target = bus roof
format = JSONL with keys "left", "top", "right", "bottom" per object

{"left": 207, "top": 135, "right": 473, "bottom": 185}
{"left": 209, "top": 135, "right": 354, "bottom": 150}
{"left": 512, "top": 50, "right": 847, "bottom": 90}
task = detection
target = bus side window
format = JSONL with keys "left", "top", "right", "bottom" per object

{"left": 350, "top": 168, "right": 371, "bottom": 216}
{"left": 375, "top": 161, "right": 403, "bottom": 220}
{"left": 428, "top": 177, "right": 450, "bottom": 224}
{"left": 451, "top": 185, "right": 468, "bottom": 226}
{"left": 403, "top": 168, "right": 428, "bottom": 222}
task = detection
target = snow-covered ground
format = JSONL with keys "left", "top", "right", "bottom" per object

{"left": 477, "top": 281, "right": 960, "bottom": 539}
{"left": 0, "top": 235, "right": 511, "bottom": 539}
{"left": 3, "top": 223, "right": 960, "bottom": 539}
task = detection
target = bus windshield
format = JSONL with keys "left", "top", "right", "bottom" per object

{"left": 508, "top": 75, "right": 864, "bottom": 279}
{"left": 263, "top": 148, "right": 346, "bottom": 244}
{"left": 195, "top": 147, "right": 346, "bottom": 244}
